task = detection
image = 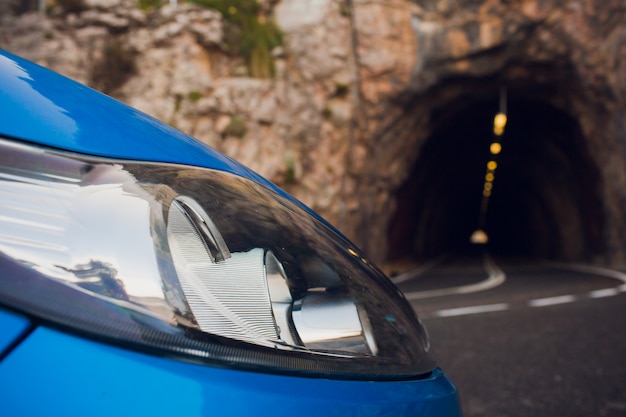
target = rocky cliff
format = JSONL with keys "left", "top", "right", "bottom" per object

{"left": 2, "top": 0, "right": 626, "bottom": 265}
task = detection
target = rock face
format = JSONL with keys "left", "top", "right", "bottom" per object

{"left": 2, "top": 0, "right": 626, "bottom": 266}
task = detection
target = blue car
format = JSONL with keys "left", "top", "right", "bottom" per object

{"left": 0, "top": 49, "right": 461, "bottom": 416}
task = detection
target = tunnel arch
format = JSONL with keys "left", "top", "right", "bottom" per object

{"left": 386, "top": 77, "right": 605, "bottom": 263}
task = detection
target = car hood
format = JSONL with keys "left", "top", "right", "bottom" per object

{"left": 0, "top": 50, "right": 271, "bottom": 187}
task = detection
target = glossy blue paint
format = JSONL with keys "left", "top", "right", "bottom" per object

{"left": 0, "top": 308, "right": 30, "bottom": 353}
{"left": 0, "top": 327, "right": 461, "bottom": 417}
{"left": 0, "top": 50, "right": 271, "bottom": 189}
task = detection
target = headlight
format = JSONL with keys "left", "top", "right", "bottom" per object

{"left": 0, "top": 138, "right": 435, "bottom": 379}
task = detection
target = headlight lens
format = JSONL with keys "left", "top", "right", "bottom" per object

{"left": 0, "top": 138, "right": 435, "bottom": 379}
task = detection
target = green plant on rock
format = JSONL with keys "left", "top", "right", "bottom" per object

{"left": 224, "top": 115, "right": 247, "bottom": 138}
{"left": 283, "top": 154, "right": 296, "bottom": 184}
{"left": 188, "top": 90, "right": 203, "bottom": 102}
{"left": 241, "top": 17, "right": 282, "bottom": 78}
{"left": 334, "top": 83, "right": 350, "bottom": 98}
{"left": 188, "top": 0, "right": 283, "bottom": 78}
{"left": 137, "top": 0, "right": 163, "bottom": 11}
{"left": 174, "top": 94, "right": 183, "bottom": 113}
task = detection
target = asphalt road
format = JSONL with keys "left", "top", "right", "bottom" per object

{"left": 393, "top": 255, "right": 626, "bottom": 417}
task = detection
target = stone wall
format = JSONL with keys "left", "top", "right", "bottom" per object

{"left": 2, "top": 0, "right": 625, "bottom": 265}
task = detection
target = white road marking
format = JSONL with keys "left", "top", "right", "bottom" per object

{"left": 528, "top": 295, "right": 577, "bottom": 307}
{"left": 588, "top": 288, "right": 621, "bottom": 298}
{"left": 404, "top": 254, "right": 506, "bottom": 300}
{"left": 435, "top": 303, "right": 510, "bottom": 317}
{"left": 413, "top": 259, "right": 626, "bottom": 319}
{"left": 546, "top": 262, "right": 626, "bottom": 284}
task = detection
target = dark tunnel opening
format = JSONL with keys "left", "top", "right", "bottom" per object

{"left": 388, "top": 92, "right": 605, "bottom": 262}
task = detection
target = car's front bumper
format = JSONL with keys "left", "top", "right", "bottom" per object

{"left": 0, "top": 307, "right": 461, "bottom": 416}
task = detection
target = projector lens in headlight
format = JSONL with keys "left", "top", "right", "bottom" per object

{"left": 0, "top": 138, "right": 435, "bottom": 379}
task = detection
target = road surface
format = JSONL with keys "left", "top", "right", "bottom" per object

{"left": 393, "top": 255, "right": 626, "bottom": 417}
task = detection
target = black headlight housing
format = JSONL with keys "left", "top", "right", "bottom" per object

{"left": 0, "top": 138, "right": 435, "bottom": 380}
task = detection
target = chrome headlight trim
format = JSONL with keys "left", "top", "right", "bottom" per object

{"left": 0, "top": 138, "right": 436, "bottom": 380}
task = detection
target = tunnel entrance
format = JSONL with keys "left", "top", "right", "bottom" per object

{"left": 387, "top": 86, "right": 604, "bottom": 262}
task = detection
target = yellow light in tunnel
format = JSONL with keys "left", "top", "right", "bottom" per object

{"left": 485, "top": 172, "right": 495, "bottom": 182}
{"left": 483, "top": 189, "right": 492, "bottom": 197}
{"left": 490, "top": 142, "right": 502, "bottom": 155}
{"left": 493, "top": 113, "right": 507, "bottom": 136}
{"left": 484, "top": 182, "right": 493, "bottom": 191}
{"left": 487, "top": 160, "right": 497, "bottom": 171}
{"left": 470, "top": 229, "right": 489, "bottom": 244}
